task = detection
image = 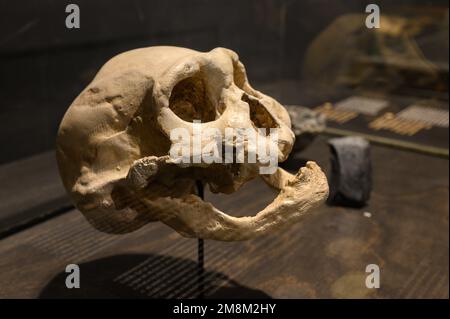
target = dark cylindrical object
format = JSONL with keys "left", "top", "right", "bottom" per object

{"left": 327, "top": 136, "right": 372, "bottom": 207}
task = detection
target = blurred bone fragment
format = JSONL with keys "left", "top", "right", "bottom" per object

{"left": 285, "top": 105, "right": 326, "bottom": 151}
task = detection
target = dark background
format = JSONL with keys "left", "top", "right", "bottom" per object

{"left": 0, "top": 0, "right": 447, "bottom": 164}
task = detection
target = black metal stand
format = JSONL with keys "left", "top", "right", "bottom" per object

{"left": 196, "top": 180, "right": 205, "bottom": 298}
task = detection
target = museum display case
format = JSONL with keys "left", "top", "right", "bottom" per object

{"left": 0, "top": 0, "right": 448, "bottom": 302}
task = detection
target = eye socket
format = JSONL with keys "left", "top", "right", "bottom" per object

{"left": 232, "top": 59, "right": 278, "bottom": 133}
{"left": 169, "top": 75, "right": 220, "bottom": 123}
{"left": 242, "top": 93, "right": 279, "bottom": 134}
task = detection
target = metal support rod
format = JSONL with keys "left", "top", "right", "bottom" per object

{"left": 196, "top": 180, "right": 205, "bottom": 298}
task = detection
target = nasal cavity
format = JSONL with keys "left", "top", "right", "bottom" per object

{"left": 169, "top": 75, "right": 219, "bottom": 122}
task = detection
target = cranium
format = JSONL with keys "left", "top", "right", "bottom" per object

{"left": 56, "top": 46, "right": 328, "bottom": 241}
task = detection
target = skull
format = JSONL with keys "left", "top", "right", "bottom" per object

{"left": 56, "top": 46, "right": 328, "bottom": 241}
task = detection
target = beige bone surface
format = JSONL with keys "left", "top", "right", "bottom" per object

{"left": 139, "top": 161, "right": 328, "bottom": 241}
{"left": 56, "top": 46, "right": 328, "bottom": 240}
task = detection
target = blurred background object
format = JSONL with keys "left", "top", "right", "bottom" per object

{"left": 327, "top": 136, "right": 372, "bottom": 207}
{"left": 302, "top": 10, "right": 449, "bottom": 98}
